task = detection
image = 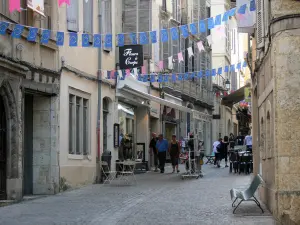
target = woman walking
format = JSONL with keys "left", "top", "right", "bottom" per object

{"left": 169, "top": 134, "right": 180, "bottom": 173}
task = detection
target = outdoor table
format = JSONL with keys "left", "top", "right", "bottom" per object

{"left": 115, "top": 161, "right": 137, "bottom": 185}
{"left": 205, "top": 155, "right": 215, "bottom": 164}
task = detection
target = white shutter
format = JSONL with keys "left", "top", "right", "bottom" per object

{"left": 256, "top": 0, "right": 264, "bottom": 47}
{"left": 67, "top": 0, "right": 79, "bottom": 32}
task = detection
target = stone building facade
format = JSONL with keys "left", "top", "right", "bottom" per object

{"left": 252, "top": 0, "right": 300, "bottom": 224}
{"left": 0, "top": 0, "right": 60, "bottom": 200}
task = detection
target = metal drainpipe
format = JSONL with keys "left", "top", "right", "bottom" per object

{"left": 96, "top": 2, "right": 102, "bottom": 183}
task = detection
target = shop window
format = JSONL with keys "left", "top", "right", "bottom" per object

{"left": 69, "top": 89, "right": 90, "bottom": 156}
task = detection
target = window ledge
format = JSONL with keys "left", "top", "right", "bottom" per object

{"left": 68, "top": 154, "right": 84, "bottom": 160}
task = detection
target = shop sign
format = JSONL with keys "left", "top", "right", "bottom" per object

{"left": 113, "top": 123, "right": 120, "bottom": 148}
{"left": 119, "top": 45, "right": 143, "bottom": 69}
{"left": 27, "top": 0, "right": 45, "bottom": 16}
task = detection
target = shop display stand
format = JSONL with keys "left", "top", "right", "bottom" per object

{"left": 181, "top": 137, "right": 202, "bottom": 180}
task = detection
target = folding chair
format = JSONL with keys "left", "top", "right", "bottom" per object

{"left": 119, "top": 161, "right": 137, "bottom": 185}
{"left": 101, "top": 161, "right": 116, "bottom": 184}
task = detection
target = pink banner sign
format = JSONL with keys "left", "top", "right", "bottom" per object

{"left": 9, "top": 0, "right": 20, "bottom": 12}
{"left": 58, "top": 0, "right": 70, "bottom": 7}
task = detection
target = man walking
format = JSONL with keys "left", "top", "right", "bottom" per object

{"left": 149, "top": 132, "right": 158, "bottom": 172}
{"left": 156, "top": 134, "right": 169, "bottom": 173}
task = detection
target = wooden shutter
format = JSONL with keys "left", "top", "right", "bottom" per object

{"left": 102, "top": 0, "right": 112, "bottom": 50}
{"left": 83, "top": 0, "right": 93, "bottom": 34}
{"left": 123, "top": 0, "right": 137, "bottom": 45}
{"left": 256, "top": 0, "right": 264, "bottom": 47}
{"left": 67, "top": 0, "right": 79, "bottom": 32}
{"left": 139, "top": 0, "right": 151, "bottom": 58}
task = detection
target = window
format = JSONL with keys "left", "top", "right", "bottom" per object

{"left": 162, "top": 0, "right": 167, "bottom": 11}
{"left": 83, "top": 0, "right": 93, "bottom": 42}
{"left": 69, "top": 90, "right": 90, "bottom": 155}
{"left": 67, "top": 0, "right": 79, "bottom": 32}
{"left": 1, "top": 0, "right": 27, "bottom": 24}
{"left": 102, "top": 0, "right": 112, "bottom": 50}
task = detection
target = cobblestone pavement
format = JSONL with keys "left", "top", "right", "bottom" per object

{"left": 0, "top": 163, "right": 278, "bottom": 225}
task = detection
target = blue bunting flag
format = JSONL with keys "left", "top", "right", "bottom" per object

{"left": 117, "top": 33, "right": 125, "bottom": 46}
{"left": 207, "top": 17, "right": 215, "bottom": 29}
{"left": 56, "top": 32, "right": 64, "bottom": 46}
{"left": 172, "top": 74, "right": 176, "bottom": 82}
{"left": 27, "top": 27, "right": 38, "bottom": 42}
{"left": 93, "top": 34, "right": 102, "bottom": 48}
{"left": 224, "top": 65, "right": 229, "bottom": 72}
{"left": 82, "top": 34, "right": 90, "bottom": 47}
{"left": 190, "top": 23, "right": 198, "bottom": 35}
{"left": 206, "top": 70, "right": 210, "bottom": 76}
{"left": 199, "top": 20, "right": 206, "bottom": 33}
{"left": 180, "top": 25, "right": 189, "bottom": 38}
{"left": 217, "top": 67, "right": 223, "bottom": 75}
{"left": 150, "top": 31, "right": 157, "bottom": 43}
{"left": 11, "top": 24, "right": 24, "bottom": 38}
{"left": 139, "top": 32, "right": 148, "bottom": 45}
{"left": 69, "top": 32, "right": 78, "bottom": 47}
{"left": 238, "top": 4, "right": 247, "bottom": 14}
{"left": 161, "top": 29, "right": 168, "bottom": 43}
{"left": 41, "top": 30, "right": 51, "bottom": 44}
{"left": 250, "top": 0, "right": 256, "bottom": 11}
{"left": 130, "top": 33, "right": 137, "bottom": 44}
{"left": 214, "top": 15, "right": 222, "bottom": 26}
{"left": 171, "top": 27, "right": 179, "bottom": 40}
{"left": 0, "top": 22, "right": 9, "bottom": 35}
{"left": 105, "top": 34, "right": 112, "bottom": 48}
{"left": 211, "top": 69, "right": 216, "bottom": 76}
{"left": 222, "top": 11, "right": 229, "bottom": 22}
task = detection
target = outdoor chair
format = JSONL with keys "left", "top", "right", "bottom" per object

{"left": 230, "top": 174, "right": 264, "bottom": 214}
{"left": 101, "top": 161, "right": 116, "bottom": 184}
{"left": 239, "top": 153, "right": 251, "bottom": 174}
{"left": 229, "top": 151, "right": 239, "bottom": 173}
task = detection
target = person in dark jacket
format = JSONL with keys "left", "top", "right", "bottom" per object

{"left": 149, "top": 132, "right": 158, "bottom": 172}
{"left": 186, "top": 134, "right": 195, "bottom": 172}
{"left": 169, "top": 134, "right": 180, "bottom": 173}
{"left": 229, "top": 133, "right": 235, "bottom": 150}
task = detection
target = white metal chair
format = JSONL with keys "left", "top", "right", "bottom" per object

{"left": 118, "top": 161, "right": 137, "bottom": 185}
{"left": 101, "top": 161, "right": 116, "bottom": 184}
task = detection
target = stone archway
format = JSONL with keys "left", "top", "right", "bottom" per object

{"left": 0, "top": 78, "right": 21, "bottom": 199}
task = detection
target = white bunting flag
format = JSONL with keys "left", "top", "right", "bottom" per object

{"left": 187, "top": 47, "right": 194, "bottom": 58}
{"left": 118, "top": 70, "right": 123, "bottom": 79}
{"left": 168, "top": 56, "right": 173, "bottom": 69}
{"left": 207, "top": 35, "right": 213, "bottom": 46}
{"left": 150, "top": 62, "right": 155, "bottom": 72}
{"left": 197, "top": 41, "right": 205, "bottom": 52}
{"left": 133, "top": 68, "right": 138, "bottom": 77}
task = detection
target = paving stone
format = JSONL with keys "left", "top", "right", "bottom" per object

{"left": 0, "top": 164, "right": 278, "bottom": 225}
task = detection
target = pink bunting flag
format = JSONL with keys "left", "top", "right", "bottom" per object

{"left": 125, "top": 69, "right": 131, "bottom": 76}
{"left": 110, "top": 70, "right": 115, "bottom": 79}
{"left": 9, "top": 0, "right": 20, "bottom": 12}
{"left": 197, "top": 41, "right": 205, "bottom": 52}
{"left": 178, "top": 52, "right": 184, "bottom": 62}
{"left": 158, "top": 61, "right": 164, "bottom": 70}
{"left": 141, "top": 66, "right": 146, "bottom": 74}
{"left": 216, "top": 26, "right": 226, "bottom": 38}
{"left": 58, "top": 0, "right": 70, "bottom": 7}
{"left": 237, "top": 13, "right": 246, "bottom": 21}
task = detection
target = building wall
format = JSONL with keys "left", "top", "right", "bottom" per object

{"left": 253, "top": 1, "right": 300, "bottom": 223}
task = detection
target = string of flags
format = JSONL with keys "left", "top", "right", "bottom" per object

{"left": 4, "top": 0, "right": 256, "bottom": 48}
{"left": 100, "top": 60, "right": 248, "bottom": 84}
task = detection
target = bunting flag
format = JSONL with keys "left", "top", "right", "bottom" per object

{"left": 150, "top": 74, "right": 156, "bottom": 82}
{"left": 228, "top": 8, "right": 236, "bottom": 17}
{"left": 0, "top": 22, "right": 9, "bottom": 35}
{"left": 141, "top": 66, "right": 146, "bottom": 74}
{"left": 250, "top": 0, "right": 256, "bottom": 11}
{"left": 150, "top": 31, "right": 157, "bottom": 43}
{"left": 172, "top": 74, "right": 176, "bottom": 82}
{"left": 130, "top": 33, "right": 137, "bottom": 44}
{"left": 82, "top": 33, "right": 90, "bottom": 47}
{"left": 222, "top": 11, "right": 229, "bottom": 22}
{"left": 105, "top": 34, "right": 112, "bottom": 48}
{"left": 224, "top": 65, "right": 229, "bottom": 72}
{"left": 211, "top": 69, "right": 216, "bottom": 76}
{"left": 180, "top": 25, "right": 189, "bottom": 38}
{"left": 118, "top": 70, "right": 123, "bottom": 79}
{"left": 143, "top": 74, "right": 148, "bottom": 82}
{"left": 41, "top": 29, "right": 51, "bottom": 44}
{"left": 58, "top": 0, "right": 70, "bottom": 7}
{"left": 217, "top": 67, "right": 222, "bottom": 75}
{"left": 93, "top": 34, "right": 101, "bottom": 48}
{"left": 139, "top": 32, "right": 148, "bottom": 45}
{"left": 243, "top": 61, "right": 247, "bottom": 67}
{"left": 133, "top": 68, "right": 138, "bottom": 77}
{"left": 117, "top": 34, "right": 125, "bottom": 47}
{"left": 11, "top": 24, "right": 24, "bottom": 38}
{"left": 158, "top": 61, "right": 164, "bottom": 70}
{"left": 161, "top": 29, "right": 168, "bottom": 43}
{"left": 230, "top": 64, "right": 235, "bottom": 72}
{"left": 171, "top": 27, "right": 179, "bottom": 40}
{"left": 158, "top": 74, "right": 163, "bottom": 82}
{"left": 197, "top": 41, "right": 205, "bottom": 51}
{"left": 9, "top": 0, "right": 20, "bottom": 12}
{"left": 178, "top": 52, "right": 184, "bottom": 62}
{"left": 187, "top": 47, "right": 194, "bottom": 58}
{"left": 69, "top": 32, "right": 78, "bottom": 47}
{"left": 27, "top": 27, "right": 38, "bottom": 42}
{"left": 168, "top": 56, "right": 173, "bottom": 69}
{"left": 150, "top": 62, "right": 155, "bottom": 72}
{"left": 216, "top": 26, "right": 226, "bottom": 38}
{"left": 238, "top": 4, "right": 247, "bottom": 14}
{"left": 236, "top": 62, "right": 241, "bottom": 69}
{"left": 125, "top": 69, "right": 131, "bottom": 76}
{"left": 190, "top": 23, "right": 198, "bottom": 35}
{"left": 214, "top": 15, "right": 222, "bottom": 26}
{"left": 199, "top": 20, "right": 206, "bottom": 33}
{"left": 207, "top": 17, "right": 215, "bottom": 29}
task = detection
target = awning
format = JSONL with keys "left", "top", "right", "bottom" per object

{"left": 121, "top": 85, "right": 192, "bottom": 113}
{"left": 221, "top": 84, "right": 251, "bottom": 107}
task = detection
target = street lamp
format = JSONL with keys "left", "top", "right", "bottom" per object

{"left": 225, "top": 79, "right": 231, "bottom": 90}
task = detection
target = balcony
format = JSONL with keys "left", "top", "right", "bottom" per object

{"left": 162, "top": 80, "right": 214, "bottom": 107}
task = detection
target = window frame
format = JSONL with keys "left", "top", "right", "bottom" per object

{"left": 68, "top": 88, "right": 91, "bottom": 158}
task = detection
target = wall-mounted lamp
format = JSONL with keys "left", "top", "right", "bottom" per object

{"left": 225, "top": 79, "right": 231, "bottom": 90}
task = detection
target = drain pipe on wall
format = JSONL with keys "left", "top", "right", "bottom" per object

{"left": 96, "top": 2, "right": 102, "bottom": 183}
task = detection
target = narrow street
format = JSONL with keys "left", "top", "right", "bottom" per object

{"left": 0, "top": 164, "right": 277, "bottom": 225}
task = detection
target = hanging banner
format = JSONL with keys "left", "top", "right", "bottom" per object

{"left": 27, "top": 0, "right": 45, "bottom": 16}
{"left": 119, "top": 45, "right": 143, "bottom": 69}
{"left": 244, "top": 87, "right": 251, "bottom": 102}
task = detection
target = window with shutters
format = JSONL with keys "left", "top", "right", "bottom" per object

{"left": 83, "top": 0, "right": 93, "bottom": 42}
{"left": 69, "top": 88, "right": 90, "bottom": 156}
{"left": 256, "top": 0, "right": 264, "bottom": 47}
{"left": 102, "top": 0, "right": 112, "bottom": 50}
{"left": 162, "top": 0, "right": 167, "bottom": 11}
{"left": 225, "top": 23, "right": 230, "bottom": 54}
{"left": 42, "top": 0, "right": 52, "bottom": 30}
{"left": 67, "top": 0, "right": 79, "bottom": 32}
{"left": 1, "top": 0, "right": 27, "bottom": 24}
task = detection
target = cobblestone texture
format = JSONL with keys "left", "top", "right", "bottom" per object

{"left": 0, "top": 163, "right": 278, "bottom": 225}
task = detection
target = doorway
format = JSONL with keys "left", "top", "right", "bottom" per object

{"left": 0, "top": 96, "right": 7, "bottom": 200}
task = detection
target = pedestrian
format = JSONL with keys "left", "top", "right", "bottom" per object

{"left": 156, "top": 134, "right": 169, "bottom": 173}
{"left": 186, "top": 133, "right": 195, "bottom": 173}
{"left": 213, "top": 138, "right": 222, "bottom": 167}
{"left": 236, "top": 131, "right": 245, "bottom": 146}
{"left": 244, "top": 131, "right": 252, "bottom": 152}
{"left": 223, "top": 136, "right": 230, "bottom": 168}
{"left": 149, "top": 132, "right": 158, "bottom": 172}
{"left": 229, "top": 133, "right": 235, "bottom": 150}
{"left": 169, "top": 134, "right": 180, "bottom": 173}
